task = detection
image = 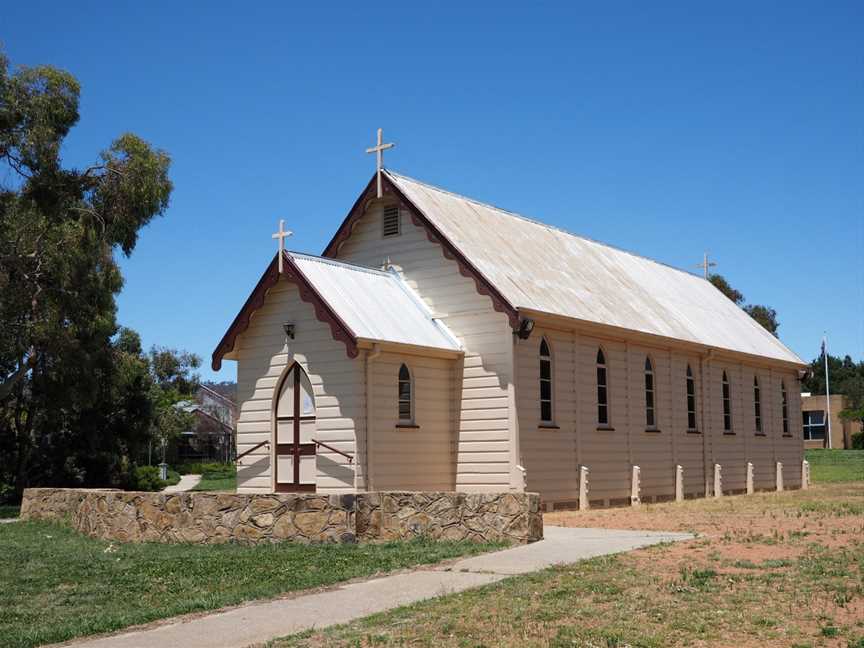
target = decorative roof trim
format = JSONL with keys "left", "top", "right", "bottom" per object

{"left": 211, "top": 252, "right": 359, "bottom": 371}
{"left": 322, "top": 171, "right": 521, "bottom": 330}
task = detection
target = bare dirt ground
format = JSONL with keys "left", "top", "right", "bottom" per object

{"left": 280, "top": 482, "right": 864, "bottom": 648}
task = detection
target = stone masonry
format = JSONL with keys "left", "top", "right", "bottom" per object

{"left": 20, "top": 489, "right": 542, "bottom": 545}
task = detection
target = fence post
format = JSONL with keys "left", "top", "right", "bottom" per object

{"left": 630, "top": 465, "right": 641, "bottom": 506}
{"left": 801, "top": 460, "right": 810, "bottom": 490}
{"left": 776, "top": 462, "right": 784, "bottom": 492}
{"left": 713, "top": 463, "right": 722, "bottom": 498}
{"left": 746, "top": 462, "right": 754, "bottom": 495}
{"left": 675, "top": 464, "right": 684, "bottom": 502}
{"left": 579, "top": 466, "right": 590, "bottom": 510}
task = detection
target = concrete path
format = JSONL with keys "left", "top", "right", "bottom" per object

{"left": 162, "top": 474, "right": 202, "bottom": 493}
{"left": 61, "top": 526, "right": 692, "bottom": 648}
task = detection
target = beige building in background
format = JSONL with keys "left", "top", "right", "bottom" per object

{"left": 213, "top": 170, "right": 807, "bottom": 507}
{"left": 801, "top": 393, "right": 862, "bottom": 450}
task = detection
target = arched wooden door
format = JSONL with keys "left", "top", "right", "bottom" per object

{"left": 274, "top": 363, "right": 317, "bottom": 492}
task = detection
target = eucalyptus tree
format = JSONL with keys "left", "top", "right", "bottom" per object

{"left": 0, "top": 53, "right": 173, "bottom": 495}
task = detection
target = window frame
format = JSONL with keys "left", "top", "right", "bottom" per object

{"left": 539, "top": 337, "right": 554, "bottom": 424}
{"left": 753, "top": 375, "right": 763, "bottom": 434}
{"left": 802, "top": 410, "right": 826, "bottom": 441}
{"left": 722, "top": 370, "right": 733, "bottom": 433}
{"left": 644, "top": 356, "right": 657, "bottom": 430}
{"left": 686, "top": 364, "right": 698, "bottom": 432}
{"left": 596, "top": 347, "right": 611, "bottom": 428}
{"left": 397, "top": 363, "right": 414, "bottom": 425}
{"left": 781, "top": 381, "right": 790, "bottom": 436}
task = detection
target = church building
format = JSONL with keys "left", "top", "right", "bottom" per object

{"left": 213, "top": 163, "right": 806, "bottom": 508}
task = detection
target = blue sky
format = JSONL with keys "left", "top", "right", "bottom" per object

{"left": 4, "top": 1, "right": 862, "bottom": 381}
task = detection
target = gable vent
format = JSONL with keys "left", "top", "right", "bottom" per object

{"left": 382, "top": 205, "right": 400, "bottom": 238}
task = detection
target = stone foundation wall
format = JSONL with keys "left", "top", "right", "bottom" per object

{"left": 21, "top": 489, "right": 542, "bottom": 545}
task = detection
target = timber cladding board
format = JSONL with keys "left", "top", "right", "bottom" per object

{"left": 334, "top": 200, "right": 515, "bottom": 491}
{"left": 236, "top": 282, "right": 362, "bottom": 494}
{"left": 513, "top": 326, "right": 802, "bottom": 503}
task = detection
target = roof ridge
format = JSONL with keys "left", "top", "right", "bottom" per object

{"left": 383, "top": 169, "right": 706, "bottom": 282}
{"left": 288, "top": 251, "right": 392, "bottom": 277}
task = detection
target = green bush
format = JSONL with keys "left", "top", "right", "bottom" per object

{"left": 132, "top": 466, "right": 164, "bottom": 492}
{"left": 852, "top": 432, "right": 864, "bottom": 450}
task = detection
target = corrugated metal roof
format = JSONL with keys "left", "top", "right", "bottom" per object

{"left": 385, "top": 170, "right": 803, "bottom": 365}
{"left": 289, "top": 252, "right": 461, "bottom": 352}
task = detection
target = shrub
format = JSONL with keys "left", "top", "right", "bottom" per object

{"left": 851, "top": 432, "right": 863, "bottom": 450}
{"left": 132, "top": 466, "right": 164, "bottom": 492}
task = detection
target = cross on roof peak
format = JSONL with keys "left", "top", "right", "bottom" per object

{"left": 365, "top": 127, "right": 395, "bottom": 199}
{"left": 696, "top": 251, "right": 717, "bottom": 279}
{"left": 272, "top": 219, "right": 293, "bottom": 273}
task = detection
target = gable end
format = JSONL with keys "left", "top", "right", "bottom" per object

{"left": 323, "top": 172, "right": 521, "bottom": 330}
{"left": 212, "top": 252, "right": 359, "bottom": 371}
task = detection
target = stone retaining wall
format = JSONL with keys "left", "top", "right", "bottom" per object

{"left": 20, "top": 488, "right": 542, "bottom": 545}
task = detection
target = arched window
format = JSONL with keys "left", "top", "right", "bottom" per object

{"left": 597, "top": 348, "right": 609, "bottom": 426}
{"left": 781, "top": 381, "right": 789, "bottom": 436}
{"left": 644, "top": 356, "right": 656, "bottom": 428}
{"left": 686, "top": 365, "right": 697, "bottom": 431}
{"left": 753, "top": 376, "right": 762, "bottom": 433}
{"left": 539, "top": 338, "right": 553, "bottom": 423}
{"left": 722, "top": 371, "right": 732, "bottom": 432}
{"left": 398, "top": 364, "right": 413, "bottom": 423}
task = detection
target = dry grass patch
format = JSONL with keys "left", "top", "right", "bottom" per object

{"left": 275, "top": 483, "right": 864, "bottom": 648}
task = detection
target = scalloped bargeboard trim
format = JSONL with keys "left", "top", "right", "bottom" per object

{"left": 322, "top": 172, "right": 520, "bottom": 330}
{"left": 211, "top": 252, "right": 359, "bottom": 371}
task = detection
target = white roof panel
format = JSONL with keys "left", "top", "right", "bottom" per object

{"left": 289, "top": 252, "right": 461, "bottom": 352}
{"left": 385, "top": 171, "right": 803, "bottom": 365}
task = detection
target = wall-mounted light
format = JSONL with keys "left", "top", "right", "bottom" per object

{"left": 516, "top": 317, "right": 535, "bottom": 340}
{"left": 282, "top": 322, "right": 295, "bottom": 340}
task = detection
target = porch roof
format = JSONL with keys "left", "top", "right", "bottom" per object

{"left": 288, "top": 252, "right": 461, "bottom": 352}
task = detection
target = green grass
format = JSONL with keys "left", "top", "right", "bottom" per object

{"left": 0, "top": 505, "right": 20, "bottom": 519}
{"left": 273, "top": 483, "right": 864, "bottom": 648}
{"left": 192, "top": 463, "right": 237, "bottom": 492}
{"left": 0, "top": 521, "right": 502, "bottom": 648}
{"left": 806, "top": 449, "right": 864, "bottom": 483}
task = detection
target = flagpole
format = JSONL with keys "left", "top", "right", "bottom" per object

{"left": 823, "top": 334, "right": 832, "bottom": 449}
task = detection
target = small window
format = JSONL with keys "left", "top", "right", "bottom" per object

{"left": 597, "top": 348, "right": 609, "bottom": 426}
{"left": 781, "top": 381, "right": 789, "bottom": 436}
{"left": 398, "top": 364, "right": 413, "bottom": 422}
{"left": 753, "top": 376, "right": 762, "bottom": 433}
{"left": 382, "top": 205, "right": 400, "bottom": 237}
{"left": 539, "top": 338, "right": 553, "bottom": 423}
{"left": 802, "top": 410, "right": 826, "bottom": 440}
{"left": 722, "top": 371, "right": 732, "bottom": 432}
{"left": 686, "top": 364, "right": 697, "bottom": 430}
{"left": 644, "top": 356, "right": 656, "bottom": 428}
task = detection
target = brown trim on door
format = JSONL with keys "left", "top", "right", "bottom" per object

{"left": 275, "top": 443, "right": 316, "bottom": 455}
{"left": 275, "top": 483, "right": 316, "bottom": 493}
{"left": 273, "top": 364, "right": 317, "bottom": 493}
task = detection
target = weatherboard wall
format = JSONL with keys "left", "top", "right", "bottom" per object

{"left": 235, "top": 281, "right": 362, "bottom": 494}
{"left": 366, "top": 351, "right": 455, "bottom": 491}
{"left": 515, "top": 321, "right": 803, "bottom": 505}
{"left": 333, "top": 200, "right": 516, "bottom": 492}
